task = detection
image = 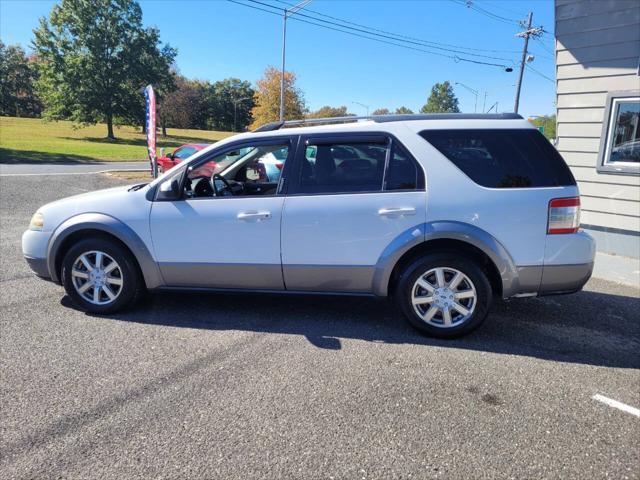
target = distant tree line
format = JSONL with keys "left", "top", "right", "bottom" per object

{"left": 1, "top": 0, "right": 528, "bottom": 140}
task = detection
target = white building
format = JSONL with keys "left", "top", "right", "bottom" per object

{"left": 555, "top": 0, "right": 639, "bottom": 258}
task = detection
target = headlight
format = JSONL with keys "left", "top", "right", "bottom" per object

{"left": 29, "top": 212, "right": 44, "bottom": 231}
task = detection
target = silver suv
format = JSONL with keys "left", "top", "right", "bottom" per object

{"left": 22, "top": 114, "right": 595, "bottom": 338}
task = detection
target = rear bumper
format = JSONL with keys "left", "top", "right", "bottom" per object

{"left": 509, "top": 231, "right": 595, "bottom": 297}
{"left": 539, "top": 262, "right": 594, "bottom": 295}
{"left": 24, "top": 255, "right": 50, "bottom": 278}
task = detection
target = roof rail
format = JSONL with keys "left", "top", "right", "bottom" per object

{"left": 252, "top": 112, "right": 523, "bottom": 132}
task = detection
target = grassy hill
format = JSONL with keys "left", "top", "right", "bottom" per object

{"left": 0, "top": 117, "right": 233, "bottom": 163}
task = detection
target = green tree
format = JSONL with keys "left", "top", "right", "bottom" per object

{"left": 33, "top": 0, "right": 176, "bottom": 139}
{"left": 0, "top": 41, "right": 42, "bottom": 117}
{"left": 250, "top": 66, "right": 306, "bottom": 129}
{"left": 372, "top": 108, "right": 390, "bottom": 115}
{"left": 207, "top": 78, "right": 255, "bottom": 132}
{"left": 528, "top": 114, "right": 556, "bottom": 140}
{"left": 307, "top": 105, "right": 353, "bottom": 119}
{"left": 395, "top": 106, "right": 414, "bottom": 114}
{"left": 420, "top": 81, "right": 460, "bottom": 113}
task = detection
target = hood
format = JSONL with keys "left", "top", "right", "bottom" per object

{"left": 37, "top": 184, "right": 150, "bottom": 233}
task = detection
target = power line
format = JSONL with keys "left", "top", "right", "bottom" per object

{"left": 526, "top": 64, "right": 555, "bottom": 83}
{"left": 480, "top": 0, "right": 528, "bottom": 18}
{"left": 272, "top": 0, "right": 522, "bottom": 55}
{"left": 246, "top": 0, "right": 516, "bottom": 62}
{"left": 533, "top": 36, "right": 555, "bottom": 56}
{"left": 450, "top": 0, "right": 521, "bottom": 26}
{"left": 228, "top": 0, "right": 514, "bottom": 68}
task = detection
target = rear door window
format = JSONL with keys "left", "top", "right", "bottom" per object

{"left": 420, "top": 129, "right": 575, "bottom": 188}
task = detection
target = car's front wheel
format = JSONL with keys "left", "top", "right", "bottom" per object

{"left": 396, "top": 253, "right": 492, "bottom": 338}
{"left": 61, "top": 238, "right": 143, "bottom": 314}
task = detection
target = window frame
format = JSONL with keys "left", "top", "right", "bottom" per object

{"left": 153, "top": 135, "right": 299, "bottom": 202}
{"left": 286, "top": 132, "right": 425, "bottom": 196}
{"left": 597, "top": 90, "right": 640, "bottom": 176}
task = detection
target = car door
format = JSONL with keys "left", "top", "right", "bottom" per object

{"left": 149, "top": 137, "right": 296, "bottom": 289}
{"left": 281, "top": 133, "right": 427, "bottom": 293}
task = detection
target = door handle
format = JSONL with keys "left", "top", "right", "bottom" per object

{"left": 378, "top": 207, "right": 416, "bottom": 217}
{"left": 237, "top": 211, "right": 271, "bottom": 221}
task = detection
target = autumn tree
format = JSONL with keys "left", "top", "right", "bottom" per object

{"left": 159, "top": 75, "right": 206, "bottom": 130}
{"left": 250, "top": 66, "right": 306, "bottom": 129}
{"left": 395, "top": 106, "right": 414, "bottom": 114}
{"left": 307, "top": 105, "right": 353, "bottom": 119}
{"left": 420, "top": 81, "right": 460, "bottom": 113}
{"left": 33, "top": 0, "right": 176, "bottom": 138}
{"left": 528, "top": 114, "right": 557, "bottom": 140}
{"left": 0, "top": 41, "right": 42, "bottom": 117}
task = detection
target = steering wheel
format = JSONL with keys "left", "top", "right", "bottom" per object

{"left": 211, "top": 173, "right": 233, "bottom": 197}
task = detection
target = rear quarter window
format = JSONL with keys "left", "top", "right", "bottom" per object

{"left": 419, "top": 129, "right": 576, "bottom": 188}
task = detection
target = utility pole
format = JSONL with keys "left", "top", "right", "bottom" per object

{"left": 280, "top": 0, "right": 312, "bottom": 122}
{"left": 514, "top": 12, "right": 542, "bottom": 113}
{"left": 483, "top": 91, "right": 488, "bottom": 113}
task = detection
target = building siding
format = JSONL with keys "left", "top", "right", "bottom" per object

{"left": 555, "top": 0, "right": 640, "bottom": 257}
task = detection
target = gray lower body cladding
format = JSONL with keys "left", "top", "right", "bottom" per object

{"left": 515, "top": 262, "right": 593, "bottom": 297}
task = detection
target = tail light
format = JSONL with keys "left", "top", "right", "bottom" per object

{"left": 275, "top": 162, "right": 284, "bottom": 171}
{"left": 548, "top": 197, "right": 580, "bottom": 234}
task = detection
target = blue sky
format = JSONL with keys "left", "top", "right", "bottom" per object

{"left": 0, "top": 0, "right": 557, "bottom": 118}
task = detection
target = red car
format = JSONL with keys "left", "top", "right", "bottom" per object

{"left": 156, "top": 143, "right": 209, "bottom": 174}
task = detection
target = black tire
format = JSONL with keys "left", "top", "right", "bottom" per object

{"left": 61, "top": 237, "right": 144, "bottom": 314}
{"left": 395, "top": 252, "right": 492, "bottom": 338}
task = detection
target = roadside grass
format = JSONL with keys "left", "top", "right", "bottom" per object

{"left": 103, "top": 170, "right": 153, "bottom": 182}
{"left": 0, "top": 116, "right": 233, "bottom": 163}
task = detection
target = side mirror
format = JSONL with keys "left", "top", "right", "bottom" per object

{"left": 157, "top": 178, "right": 181, "bottom": 200}
{"left": 167, "top": 152, "right": 174, "bottom": 160}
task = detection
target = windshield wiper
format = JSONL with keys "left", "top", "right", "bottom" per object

{"left": 128, "top": 183, "right": 148, "bottom": 191}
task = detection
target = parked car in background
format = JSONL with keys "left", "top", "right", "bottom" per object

{"left": 22, "top": 113, "right": 595, "bottom": 338}
{"left": 156, "top": 143, "right": 209, "bottom": 174}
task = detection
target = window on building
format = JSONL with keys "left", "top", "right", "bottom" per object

{"left": 598, "top": 93, "right": 640, "bottom": 175}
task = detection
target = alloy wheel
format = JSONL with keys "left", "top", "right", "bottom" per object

{"left": 71, "top": 250, "right": 124, "bottom": 305}
{"left": 411, "top": 267, "right": 477, "bottom": 328}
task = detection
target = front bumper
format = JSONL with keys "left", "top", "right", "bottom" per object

{"left": 24, "top": 255, "right": 50, "bottom": 278}
{"left": 22, "top": 229, "right": 52, "bottom": 279}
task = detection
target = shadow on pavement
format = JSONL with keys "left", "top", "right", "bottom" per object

{"left": 72, "top": 287, "right": 640, "bottom": 369}
{"left": 0, "top": 148, "right": 103, "bottom": 164}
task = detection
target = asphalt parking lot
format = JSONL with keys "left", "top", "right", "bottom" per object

{"left": 1, "top": 173, "right": 639, "bottom": 479}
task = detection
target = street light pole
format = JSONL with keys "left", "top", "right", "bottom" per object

{"left": 280, "top": 0, "right": 312, "bottom": 122}
{"left": 352, "top": 101, "right": 370, "bottom": 116}
{"left": 233, "top": 97, "right": 251, "bottom": 132}
{"left": 455, "top": 82, "right": 479, "bottom": 113}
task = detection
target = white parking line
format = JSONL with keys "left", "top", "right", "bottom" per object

{"left": 593, "top": 394, "right": 640, "bottom": 418}
{"left": 0, "top": 169, "right": 148, "bottom": 177}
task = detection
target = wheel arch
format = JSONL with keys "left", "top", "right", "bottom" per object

{"left": 47, "top": 213, "right": 163, "bottom": 288}
{"left": 372, "top": 221, "right": 520, "bottom": 298}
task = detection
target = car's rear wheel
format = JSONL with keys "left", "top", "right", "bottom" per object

{"left": 396, "top": 253, "right": 492, "bottom": 338}
{"left": 61, "top": 238, "right": 143, "bottom": 314}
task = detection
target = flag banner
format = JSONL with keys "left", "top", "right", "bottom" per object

{"left": 144, "top": 84, "right": 157, "bottom": 176}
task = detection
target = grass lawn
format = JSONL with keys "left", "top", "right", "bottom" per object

{"left": 0, "top": 116, "right": 233, "bottom": 163}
